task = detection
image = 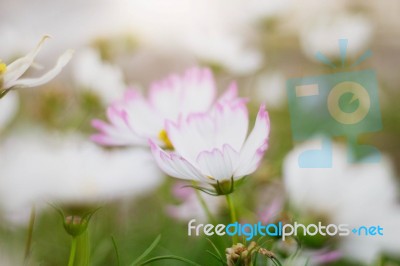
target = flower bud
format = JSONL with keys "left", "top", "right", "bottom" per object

{"left": 63, "top": 215, "right": 89, "bottom": 237}
{"left": 52, "top": 204, "right": 100, "bottom": 237}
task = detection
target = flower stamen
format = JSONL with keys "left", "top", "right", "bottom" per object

{"left": 206, "top": 175, "right": 215, "bottom": 180}
{"left": 158, "top": 129, "right": 174, "bottom": 149}
{"left": 0, "top": 60, "right": 7, "bottom": 76}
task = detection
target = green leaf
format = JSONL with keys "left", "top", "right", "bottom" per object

{"left": 111, "top": 236, "right": 120, "bottom": 266}
{"left": 234, "top": 257, "right": 242, "bottom": 266}
{"left": 138, "top": 255, "right": 201, "bottom": 266}
{"left": 130, "top": 234, "right": 161, "bottom": 266}
{"left": 271, "top": 257, "right": 283, "bottom": 266}
{"left": 206, "top": 238, "right": 223, "bottom": 260}
{"left": 48, "top": 202, "right": 65, "bottom": 219}
{"left": 206, "top": 250, "right": 226, "bottom": 265}
{"left": 252, "top": 251, "right": 259, "bottom": 266}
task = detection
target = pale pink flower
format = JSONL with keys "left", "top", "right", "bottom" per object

{"left": 150, "top": 101, "right": 270, "bottom": 194}
{"left": 91, "top": 67, "right": 239, "bottom": 147}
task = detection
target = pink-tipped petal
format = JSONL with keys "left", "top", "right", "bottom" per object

{"left": 219, "top": 81, "right": 238, "bottom": 103}
{"left": 234, "top": 104, "right": 270, "bottom": 177}
{"left": 90, "top": 134, "right": 116, "bottom": 146}
{"left": 91, "top": 119, "right": 111, "bottom": 133}
{"left": 123, "top": 88, "right": 140, "bottom": 101}
{"left": 91, "top": 106, "right": 145, "bottom": 146}
{"left": 105, "top": 106, "right": 127, "bottom": 128}
{"left": 149, "top": 140, "right": 205, "bottom": 181}
{"left": 181, "top": 67, "right": 216, "bottom": 113}
{"left": 149, "top": 67, "right": 216, "bottom": 121}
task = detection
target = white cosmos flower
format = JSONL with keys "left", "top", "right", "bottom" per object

{"left": 150, "top": 101, "right": 270, "bottom": 193}
{"left": 0, "top": 132, "right": 162, "bottom": 218}
{"left": 91, "top": 67, "right": 240, "bottom": 147}
{"left": 299, "top": 13, "right": 373, "bottom": 61}
{"left": 283, "top": 139, "right": 400, "bottom": 264}
{"left": 0, "top": 92, "right": 19, "bottom": 131}
{"left": 72, "top": 48, "right": 126, "bottom": 104}
{"left": 0, "top": 35, "right": 73, "bottom": 94}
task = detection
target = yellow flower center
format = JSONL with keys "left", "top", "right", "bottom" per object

{"left": 0, "top": 61, "right": 7, "bottom": 76}
{"left": 158, "top": 129, "right": 174, "bottom": 149}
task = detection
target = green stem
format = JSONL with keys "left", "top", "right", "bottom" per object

{"left": 68, "top": 237, "right": 78, "bottom": 266}
{"left": 75, "top": 230, "right": 90, "bottom": 266}
{"left": 24, "top": 205, "right": 36, "bottom": 261}
{"left": 225, "top": 194, "right": 238, "bottom": 244}
{"left": 193, "top": 184, "right": 216, "bottom": 223}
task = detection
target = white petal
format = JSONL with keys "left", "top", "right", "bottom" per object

{"left": 150, "top": 140, "right": 205, "bottom": 181}
{"left": 3, "top": 35, "right": 50, "bottom": 88}
{"left": 7, "top": 49, "right": 74, "bottom": 89}
{"left": 149, "top": 67, "right": 216, "bottom": 121}
{"left": 0, "top": 93, "right": 19, "bottom": 130}
{"left": 196, "top": 144, "right": 239, "bottom": 182}
{"left": 217, "top": 81, "right": 238, "bottom": 103}
{"left": 235, "top": 104, "right": 270, "bottom": 177}
{"left": 122, "top": 90, "right": 164, "bottom": 139}
{"left": 92, "top": 105, "right": 135, "bottom": 146}
{"left": 166, "top": 113, "right": 216, "bottom": 163}
{"left": 72, "top": 48, "right": 126, "bottom": 104}
{"left": 167, "top": 101, "right": 248, "bottom": 163}
{"left": 180, "top": 67, "right": 216, "bottom": 114}
{"left": 91, "top": 90, "right": 164, "bottom": 147}
{"left": 214, "top": 101, "right": 248, "bottom": 152}
{"left": 91, "top": 113, "right": 144, "bottom": 146}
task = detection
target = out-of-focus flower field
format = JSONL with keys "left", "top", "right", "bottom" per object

{"left": 0, "top": 0, "right": 400, "bottom": 265}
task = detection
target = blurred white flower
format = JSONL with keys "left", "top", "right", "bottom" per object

{"left": 283, "top": 0, "right": 351, "bottom": 35}
{"left": 0, "top": 92, "right": 19, "bottom": 130}
{"left": 283, "top": 139, "right": 400, "bottom": 263}
{"left": 166, "top": 182, "right": 221, "bottom": 222}
{"left": 299, "top": 13, "right": 373, "bottom": 61}
{"left": 0, "top": 35, "right": 73, "bottom": 96}
{"left": 233, "top": 0, "right": 292, "bottom": 23}
{"left": 0, "top": 0, "right": 281, "bottom": 75}
{"left": 184, "top": 31, "right": 262, "bottom": 75}
{"left": 123, "top": 0, "right": 266, "bottom": 74}
{"left": 0, "top": 132, "right": 163, "bottom": 219}
{"left": 72, "top": 48, "right": 126, "bottom": 104}
{"left": 253, "top": 71, "right": 286, "bottom": 109}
